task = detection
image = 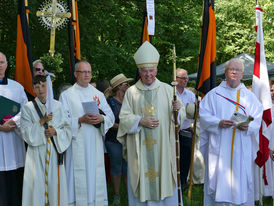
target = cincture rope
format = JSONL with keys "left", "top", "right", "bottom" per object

{"left": 45, "top": 137, "right": 51, "bottom": 205}
{"left": 230, "top": 89, "right": 240, "bottom": 192}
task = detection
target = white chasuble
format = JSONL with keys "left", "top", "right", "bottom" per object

{"left": 59, "top": 83, "right": 114, "bottom": 206}
{"left": 117, "top": 79, "right": 185, "bottom": 203}
{"left": 20, "top": 98, "right": 72, "bottom": 206}
{"left": 199, "top": 81, "right": 263, "bottom": 206}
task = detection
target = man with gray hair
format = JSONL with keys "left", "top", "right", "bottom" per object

{"left": 0, "top": 51, "right": 28, "bottom": 206}
{"left": 33, "top": 59, "right": 45, "bottom": 76}
{"left": 59, "top": 60, "right": 114, "bottom": 206}
{"left": 199, "top": 58, "right": 263, "bottom": 206}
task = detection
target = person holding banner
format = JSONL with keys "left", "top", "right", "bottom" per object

{"left": 117, "top": 41, "right": 185, "bottom": 206}
{"left": 199, "top": 58, "right": 263, "bottom": 206}
{"left": 0, "top": 51, "right": 28, "bottom": 206}
{"left": 20, "top": 75, "right": 72, "bottom": 206}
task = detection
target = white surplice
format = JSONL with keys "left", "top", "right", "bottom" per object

{"left": 199, "top": 81, "right": 263, "bottom": 206}
{"left": 0, "top": 78, "right": 27, "bottom": 171}
{"left": 20, "top": 98, "right": 72, "bottom": 206}
{"left": 59, "top": 83, "right": 114, "bottom": 206}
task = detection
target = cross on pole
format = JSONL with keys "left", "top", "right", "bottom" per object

{"left": 36, "top": 0, "right": 71, "bottom": 56}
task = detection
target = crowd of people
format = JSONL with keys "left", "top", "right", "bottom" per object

{"left": 0, "top": 41, "right": 273, "bottom": 206}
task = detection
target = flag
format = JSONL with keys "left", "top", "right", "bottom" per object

{"left": 135, "top": 10, "right": 153, "bottom": 82}
{"left": 15, "top": 0, "right": 35, "bottom": 97}
{"left": 252, "top": 6, "right": 272, "bottom": 170}
{"left": 196, "top": 0, "right": 216, "bottom": 97}
{"left": 68, "top": 0, "right": 81, "bottom": 83}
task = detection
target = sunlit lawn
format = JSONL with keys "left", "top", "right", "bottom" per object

{"left": 107, "top": 183, "right": 273, "bottom": 206}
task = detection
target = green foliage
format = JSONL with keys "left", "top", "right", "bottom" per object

{"left": 0, "top": 0, "right": 273, "bottom": 87}
{"left": 40, "top": 52, "right": 64, "bottom": 73}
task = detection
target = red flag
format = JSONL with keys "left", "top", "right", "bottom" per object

{"left": 15, "top": 0, "right": 35, "bottom": 97}
{"left": 196, "top": 0, "right": 216, "bottom": 97}
{"left": 252, "top": 6, "right": 272, "bottom": 171}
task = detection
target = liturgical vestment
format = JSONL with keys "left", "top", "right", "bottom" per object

{"left": 117, "top": 79, "right": 185, "bottom": 204}
{"left": 199, "top": 81, "right": 263, "bottom": 206}
{"left": 20, "top": 98, "right": 72, "bottom": 206}
{"left": 59, "top": 83, "right": 114, "bottom": 206}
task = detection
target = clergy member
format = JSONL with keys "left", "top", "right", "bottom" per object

{"left": 20, "top": 75, "right": 72, "bottom": 206}
{"left": 117, "top": 41, "right": 185, "bottom": 206}
{"left": 199, "top": 58, "right": 263, "bottom": 206}
{"left": 0, "top": 51, "right": 28, "bottom": 206}
{"left": 59, "top": 60, "right": 115, "bottom": 206}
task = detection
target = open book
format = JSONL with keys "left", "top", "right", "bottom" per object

{"left": 81, "top": 101, "right": 99, "bottom": 114}
{"left": 231, "top": 111, "right": 254, "bottom": 129}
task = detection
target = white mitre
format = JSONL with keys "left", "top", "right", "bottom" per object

{"left": 133, "top": 41, "right": 160, "bottom": 69}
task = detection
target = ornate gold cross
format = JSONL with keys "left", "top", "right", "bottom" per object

{"left": 142, "top": 103, "right": 156, "bottom": 117}
{"left": 37, "top": 0, "right": 71, "bottom": 56}
{"left": 145, "top": 167, "right": 159, "bottom": 183}
{"left": 143, "top": 134, "right": 157, "bottom": 150}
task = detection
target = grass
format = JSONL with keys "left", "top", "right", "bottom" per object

{"left": 107, "top": 183, "right": 274, "bottom": 206}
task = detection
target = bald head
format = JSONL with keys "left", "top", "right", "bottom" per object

{"left": 0, "top": 52, "right": 8, "bottom": 79}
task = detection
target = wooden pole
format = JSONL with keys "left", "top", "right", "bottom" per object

{"left": 24, "top": 0, "right": 29, "bottom": 23}
{"left": 172, "top": 45, "right": 182, "bottom": 205}
{"left": 187, "top": 90, "right": 199, "bottom": 199}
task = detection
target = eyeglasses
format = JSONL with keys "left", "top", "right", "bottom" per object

{"left": 176, "top": 76, "right": 188, "bottom": 80}
{"left": 227, "top": 68, "right": 243, "bottom": 73}
{"left": 140, "top": 68, "right": 156, "bottom": 74}
{"left": 34, "top": 67, "right": 45, "bottom": 72}
{"left": 0, "top": 61, "right": 7, "bottom": 65}
{"left": 76, "top": 70, "right": 92, "bottom": 74}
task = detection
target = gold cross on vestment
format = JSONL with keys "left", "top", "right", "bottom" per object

{"left": 143, "top": 134, "right": 157, "bottom": 150}
{"left": 142, "top": 103, "right": 156, "bottom": 117}
{"left": 36, "top": 0, "right": 71, "bottom": 56}
{"left": 145, "top": 167, "right": 159, "bottom": 183}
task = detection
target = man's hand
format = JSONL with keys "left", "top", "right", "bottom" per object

{"left": 140, "top": 117, "right": 159, "bottom": 129}
{"left": 79, "top": 114, "right": 104, "bottom": 125}
{"left": 0, "top": 119, "right": 16, "bottom": 132}
{"left": 40, "top": 113, "right": 53, "bottom": 126}
{"left": 237, "top": 124, "right": 249, "bottom": 131}
{"left": 270, "top": 150, "right": 274, "bottom": 161}
{"left": 219, "top": 120, "right": 234, "bottom": 128}
{"left": 45, "top": 125, "right": 57, "bottom": 138}
{"left": 172, "top": 100, "right": 181, "bottom": 111}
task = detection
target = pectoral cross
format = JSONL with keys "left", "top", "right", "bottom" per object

{"left": 145, "top": 167, "right": 159, "bottom": 183}
{"left": 142, "top": 103, "right": 156, "bottom": 117}
{"left": 143, "top": 134, "right": 157, "bottom": 150}
{"left": 36, "top": 0, "right": 71, "bottom": 56}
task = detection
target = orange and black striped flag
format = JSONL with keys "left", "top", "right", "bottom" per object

{"left": 135, "top": 11, "right": 152, "bottom": 82}
{"left": 141, "top": 11, "right": 152, "bottom": 44}
{"left": 15, "top": 0, "right": 35, "bottom": 97}
{"left": 196, "top": 0, "right": 216, "bottom": 97}
{"left": 68, "top": 0, "right": 81, "bottom": 83}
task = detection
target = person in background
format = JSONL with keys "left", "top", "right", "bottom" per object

{"left": 104, "top": 73, "right": 133, "bottom": 205}
{"left": 176, "top": 68, "right": 196, "bottom": 191}
{"left": 0, "top": 51, "right": 28, "bottom": 206}
{"left": 33, "top": 59, "right": 45, "bottom": 76}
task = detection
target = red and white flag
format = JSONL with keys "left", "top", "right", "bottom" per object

{"left": 252, "top": 6, "right": 272, "bottom": 173}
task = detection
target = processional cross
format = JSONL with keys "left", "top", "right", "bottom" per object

{"left": 37, "top": 0, "right": 71, "bottom": 56}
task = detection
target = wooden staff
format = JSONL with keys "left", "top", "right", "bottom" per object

{"left": 188, "top": 90, "right": 199, "bottom": 199}
{"left": 171, "top": 45, "right": 182, "bottom": 205}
